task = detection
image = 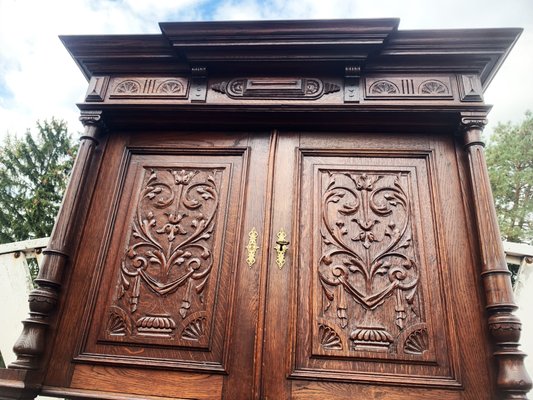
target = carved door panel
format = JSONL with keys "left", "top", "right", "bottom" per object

{"left": 260, "top": 132, "right": 494, "bottom": 399}
{"left": 65, "top": 132, "right": 271, "bottom": 399}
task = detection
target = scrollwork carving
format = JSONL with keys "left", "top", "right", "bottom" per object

{"left": 211, "top": 78, "right": 339, "bottom": 100}
{"left": 106, "top": 167, "right": 221, "bottom": 341}
{"left": 318, "top": 171, "right": 424, "bottom": 353}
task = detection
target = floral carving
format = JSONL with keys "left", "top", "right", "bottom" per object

{"left": 369, "top": 80, "right": 399, "bottom": 95}
{"left": 108, "top": 167, "right": 221, "bottom": 339}
{"left": 115, "top": 80, "right": 141, "bottom": 94}
{"left": 419, "top": 80, "right": 448, "bottom": 95}
{"left": 318, "top": 171, "right": 422, "bottom": 352}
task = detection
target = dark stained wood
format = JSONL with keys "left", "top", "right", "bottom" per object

{"left": 69, "top": 365, "right": 223, "bottom": 399}
{"left": 0, "top": 18, "right": 529, "bottom": 400}
{"left": 9, "top": 111, "right": 104, "bottom": 371}
{"left": 461, "top": 113, "right": 532, "bottom": 399}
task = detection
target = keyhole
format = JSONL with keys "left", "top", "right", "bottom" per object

{"left": 276, "top": 240, "right": 289, "bottom": 252}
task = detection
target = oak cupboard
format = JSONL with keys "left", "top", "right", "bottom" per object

{"left": 0, "top": 19, "right": 530, "bottom": 400}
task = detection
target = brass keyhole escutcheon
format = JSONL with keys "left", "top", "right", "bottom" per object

{"left": 245, "top": 227, "right": 259, "bottom": 267}
{"left": 275, "top": 229, "right": 290, "bottom": 269}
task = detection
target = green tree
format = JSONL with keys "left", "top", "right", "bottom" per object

{"left": 0, "top": 118, "right": 77, "bottom": 244}
{"left": 486, "top": 111, "right": 533, "bottom": 244}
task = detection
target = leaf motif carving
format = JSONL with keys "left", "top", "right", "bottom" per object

{"left": 108, "top": 167, "right": 222, "bottom": 340}
{"left": 318, "top": 170, "right": 422, "bottom": 351}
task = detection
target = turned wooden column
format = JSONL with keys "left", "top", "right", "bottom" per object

{"left": 461, "top": 113, "right": 532, "bottom": 399}
{"left": 9, "top": 110, "right": 104, "bottom": 370}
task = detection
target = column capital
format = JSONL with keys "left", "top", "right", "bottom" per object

{"left": 79, "top": 110, "right": 104, "bottom": 127}
{"left": 79, "top": 110, "right": 105, "bottom": 144}
{"left": 459, "top": 111, "right": 488, "bottom": 131}
{"left": 460, "top": 112, "right": 488, "bottom": 149}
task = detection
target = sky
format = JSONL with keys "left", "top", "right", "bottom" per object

{"left": 0, "top": 0, "right": 532, "bottom": 140}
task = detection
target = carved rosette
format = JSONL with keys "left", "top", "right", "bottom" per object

{"left": 104, "top": 167, "right": 221, "bottom": 343}
{"left": 317, "top": 171, "right": 426, "bottom": 354}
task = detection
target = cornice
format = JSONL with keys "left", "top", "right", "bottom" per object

{"left": 60, "top": 19, "right": 522, "bottom": 93}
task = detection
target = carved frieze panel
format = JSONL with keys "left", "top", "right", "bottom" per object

{"left": 107, "top": 77, "right": 190, "bottom": 100}
{"left": 211, "top": 77, "right": 340, "bottom": 100}
{"left": 365, "top": 76, "right": 453, "bottom": 99}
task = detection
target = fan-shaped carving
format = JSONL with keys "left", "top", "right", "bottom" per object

{"left": 419, "top": 80, "right": 448, "bottom": 95}
{"left": 318, "top": 323, "right": 343, "bottom": 350}
{"left": 182, "top": 316, "right": 206, "bottom": 341}
{"left": 115, "top": 80, "right": 141, "bottom": 94}
{"left": 107, "top": 306, "right": 128, "bottom": 336}
{"left": 404, "top": 327, "right": 429, "bottom": 354}
{"left": 157, "top": 79, "right": 183, "bottom": 94}
{"left": 369, "top": 80, "right": 399, "bottom": 95}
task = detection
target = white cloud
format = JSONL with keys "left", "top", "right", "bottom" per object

{"left": 0, "top": 0, "right": 532, "bottom": 140}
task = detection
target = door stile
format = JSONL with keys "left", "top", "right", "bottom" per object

{"left": 259, "top": 132, "right": 300, "bottom": 400}
{"left": 222, "top": 132, "right": 272, "bottom": 399}
{"left": 252, "top": 130, "right": 280, "bottom": 400}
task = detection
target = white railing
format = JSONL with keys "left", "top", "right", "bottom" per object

{"left": 0, "top": 237, "right": 49, "bottom": 367}
{"left": 505, "top": 241, "right": 533, "bottom": 378}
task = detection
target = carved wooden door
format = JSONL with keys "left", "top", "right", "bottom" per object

{"left": 62, "top": 131, "right": 272, "bottom": 399}
{"left": 260, "top": 131, "right": 495, "bottom": 399}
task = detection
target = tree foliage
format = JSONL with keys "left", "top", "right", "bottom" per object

{"left": 486, "top": 111, "right": 533, "bottom": 244}
{"left": 0, "top": 119, "right": 77, "bottom": 244}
